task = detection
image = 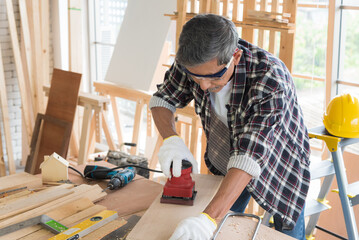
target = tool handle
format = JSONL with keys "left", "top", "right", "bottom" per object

{"left": 84, "top": 165, "right": 118, "bottom": 179}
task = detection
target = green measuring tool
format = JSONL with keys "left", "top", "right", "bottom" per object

{"left": 0, "top": 215, "right": 68, "bottom": 236}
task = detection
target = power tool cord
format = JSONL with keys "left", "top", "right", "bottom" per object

{"left": 68, "top": 165, "right": 163, "bottom": 179}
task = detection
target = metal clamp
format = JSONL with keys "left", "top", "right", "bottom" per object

{"left": 212, "top": 212, "right": 262, "bottom": 240}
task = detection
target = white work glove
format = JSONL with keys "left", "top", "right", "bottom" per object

{"left": 169, "top": 213, "right": 217, "bottom": 240}
{"left": 158, "top": 135, "right": 198, "bottom": 177}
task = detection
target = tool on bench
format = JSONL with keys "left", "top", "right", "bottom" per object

{"left": 49, "top": 210, "right": 118, "bottom": 240}
{"left": 160, "top": 160, "right": 197, "bottom": 206}
{"left": 0, "top": 214, "right": 68, "bottom": 236}
{"left": 84, "top": 165, "right": 136, "bottom": 191}
{"left": 0, "top": 210, "right": 118, "bottom": 240}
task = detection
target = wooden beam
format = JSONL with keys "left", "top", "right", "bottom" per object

{"left": 176, "top": 0, "right": 188, "bottom": 51}
{"left": 0, "top": 43, "right": 16, "bottom": 174}
{"left": 40, "top": 0, "right": 50, "bottom": 86}
{"left": 268, "top": 0, "right": 279, "bottom": 54}
{"left": 5, "top": 0, "right": 33, "bottom": 143}
{"left": 110, "top": 96, "right": 123, "bottom": 146}
{"left": 242, "top": 0, "right": 256, "bottom": 42}
{"left": 0, "top": 198, "right": 95, "bottom": 240}
{"left": 77, "top": 103, "right": 93, "bottom": 165}
{"left": 257, "top": 0, "right": 268, "bottom": 48}
{"left": 29, "top": 0, "right": 45, "bottom": 113}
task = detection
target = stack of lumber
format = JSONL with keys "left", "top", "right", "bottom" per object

{"left": 0, "top": 172, "right": 126, "bottom": 239}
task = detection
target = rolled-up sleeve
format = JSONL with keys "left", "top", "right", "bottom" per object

{"left": 149, "top": 62, "right": 194, "bottom": 111}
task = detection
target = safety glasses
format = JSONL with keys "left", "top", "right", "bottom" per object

{"left": 182, "top": 56, "right": 234, "bottom": 81}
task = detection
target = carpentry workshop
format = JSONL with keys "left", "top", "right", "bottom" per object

{"left": 0, "top": 0, "right": 358, "bottom": 239}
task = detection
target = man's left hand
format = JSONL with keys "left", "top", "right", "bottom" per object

{"left": 169, "top": 213, "right": 217, "bottom": 240}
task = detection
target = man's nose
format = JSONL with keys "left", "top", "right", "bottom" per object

{"left": 199, "top": 79, "right": 211, "bottom": 91}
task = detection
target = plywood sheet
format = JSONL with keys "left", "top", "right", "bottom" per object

{"left": 127, "top": 174, "right": 223, "bottom": 240}
{"left": 27, "top": 69, "right": 81, "bottom": 174}
{"left": 105, "top": 0, "right": 176, "bottom": 91}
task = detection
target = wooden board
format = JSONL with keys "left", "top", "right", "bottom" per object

{"left": 26, "top": 69, "right": 81, "bottom": 174}
{"left": 126, "top": 174, "right": 223, "bottom": 240}
{"left": 0, "top": 172, "right": 42, "bottom": 193}
{"left": 68, "top": 161, "right": 163, "bottom": 217}
{"left": 0, "top": 187, "right": 73, "bottom": 220}
{"left": 0, "top": 42, "right": 16, "bottom": 174}
{"left": 0, "top": 184, "right": 106, "bottom": 228}
{"left": 0, "top": 197, "right": 95, "bottom": 240}
{"left": 215, "top": 214, "right": 295, "bottom": 240}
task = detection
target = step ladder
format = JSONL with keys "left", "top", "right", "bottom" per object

{"left": 305, "top": 126, "right": 359, "bottom": 240}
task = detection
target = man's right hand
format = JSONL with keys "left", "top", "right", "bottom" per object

{"left": 158, "top": 135, "right": 198, "bottom": 177}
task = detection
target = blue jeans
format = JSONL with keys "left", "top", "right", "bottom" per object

{"left": 230, "top": 188, "right": 306, "bottom": 240}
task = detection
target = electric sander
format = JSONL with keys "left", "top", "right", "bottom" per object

{"left": 160, "top": 160, "right": 197, "bottom": 206}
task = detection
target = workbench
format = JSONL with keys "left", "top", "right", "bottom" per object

{"left": 68, "top": 161, "right": 163, "bottom": 218}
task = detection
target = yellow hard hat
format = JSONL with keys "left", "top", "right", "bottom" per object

{"left": 323, "top": 93, "right": 359, "bottom": 138}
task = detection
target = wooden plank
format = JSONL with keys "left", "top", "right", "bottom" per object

{"left": 268, "top": 0, "right": 279, "bottom": 54}
{"left": 222, "top": 0, "right": 229, "bottom": 17}
{"left": 77, "top": 103, "right": 93, "bottom": 165}
{"left": 258, "top": 0, "right": 268, "bottom": 48}
{"left": 0, "top": 184, "right": 106, "bottom": 228}
{"left": 199, "top": 0, "right": 211, "bottom": 13}
{"left": 94, "top": 81, "right": 152, "bottom": 103}
{"left": 242, "top": 0, "right": 256, "bottom": 42}
{"left": 0, "top": 188, "right": 74, "bottom": 221}
{"left": 0, "top": 189, "right": 32, "bottom": 204}
{"left": 232, "top": 0, "right": 239, "bottom": 21}
{"left": 0, "top": 130, "right": 5, "bottom": 176}
{"left": 27, "top": 69, "right": 81, "bottom": 174}
{"left": 19, "top": 0, "right": 36, "bottom": 128}
{"left": 0, "top": 198, "right": 95, "bottom": 240}
{"left": 0, "top": 172, "right": 42, "bottom": 192}
{"left": 130, "top": 101, "right": 144, "bottom": 155}
{"left": 127, "top": 174, "right": 223, "bottom": 240}
{"left": 190, "top": 0, "right": 196, "bottom": 13}
{"left": 0, "top": 43, "right": 15, "bottom": 174}
{"left": 110, "top": 96, "right": 123, "bottom": 146}
{"left": 210, "top": 0, "right": 220, "bottom": 14}
{"left": 279, "top": 0, "right": 297, "bottom": 72}
{"left": 40, "top": 0, "right": 50, "bottom": 86}
{"left": 102, "top": 112, "right": 116, "bottom": 150}
{"left": 176, "top": 0, "right": 188, "bottom": 51}
{"left": 29, "top": 0, "right": 45, "bottom": 113}
{"left": 21, "top": 205, "right": 108, "bottom": 240}
{"left": 5, "top": 0, "right": 32, "bottom": 144}
{"left": 215, "top": 214, "right": 295, "bottom": 239}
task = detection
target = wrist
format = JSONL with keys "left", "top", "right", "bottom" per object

{"left": 163, "top": 135, "right": 178, "bottom": 141}
{"left": 201, "top": 212, "right": 218, "bottom": 227}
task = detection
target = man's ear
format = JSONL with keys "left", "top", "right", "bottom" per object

{"left": 234, "top": 49, "right": 243, "bottom": 65}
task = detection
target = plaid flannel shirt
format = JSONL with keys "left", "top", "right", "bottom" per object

{"left": 149, "top": 38, "right": 311, "bottom": 229}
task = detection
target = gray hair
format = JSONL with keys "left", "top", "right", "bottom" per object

{"left": 176, "top": 14, "right": 238, "bottom": 67}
